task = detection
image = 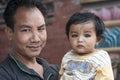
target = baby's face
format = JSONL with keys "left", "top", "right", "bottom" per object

{"left": 68, "top": 21, "right": 98, "bottom": 55}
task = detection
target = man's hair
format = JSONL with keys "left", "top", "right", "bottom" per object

{"left": 66, "top": 12, "right": 105, "bottom": 39}
{"left": 4, "top": 0, "right": 47, "bottom": 30}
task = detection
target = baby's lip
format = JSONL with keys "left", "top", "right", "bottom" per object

{"left": 77, "top": 44, "right": 84, "bottom": 48}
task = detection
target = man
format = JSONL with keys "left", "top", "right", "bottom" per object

{"left": 0, "top": 0, "right": 59, "bottom": 80}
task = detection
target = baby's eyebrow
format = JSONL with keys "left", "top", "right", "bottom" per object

{"left": 85, "top": 28, "right": 95, "bottom": 32}
{"left": 70, "top": 31, "right": 77, "bottom": 34}
{"left": 85, "top": 31, "right": 92, "bottom": 32}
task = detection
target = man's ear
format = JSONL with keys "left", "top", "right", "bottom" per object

{"left": 5, "top": 27, "right": 13, "bottom": 41}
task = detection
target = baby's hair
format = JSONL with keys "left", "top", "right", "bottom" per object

{"left": 66, "top": 12, "right": 105, "bottom": 39}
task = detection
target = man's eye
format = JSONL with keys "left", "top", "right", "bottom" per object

{"left": 85, "top": 34, "right": 91, "bottom": 37}
{"left": 21, "top": 29, "right": 30, "bottom": 32}
{"left": 38, "top": 27, "right": 46, "bottom": 31}
{"left": 38, "top": 27, "right": 45, "bottom": 30}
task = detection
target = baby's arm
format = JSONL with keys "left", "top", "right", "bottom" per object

{"left": 94, "top": 63, "right": 114, "bottom": 80}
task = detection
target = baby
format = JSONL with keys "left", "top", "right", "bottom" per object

{"left": 59, "top": 12, "right": 114, "bottom": 80}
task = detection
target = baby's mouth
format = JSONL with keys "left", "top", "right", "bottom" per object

{"left": 77, "top": 45, "right": 84, "bottom": 48}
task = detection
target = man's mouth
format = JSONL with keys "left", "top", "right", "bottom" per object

{"left": 27, "top": 45, "right": 41, "bottom": 51}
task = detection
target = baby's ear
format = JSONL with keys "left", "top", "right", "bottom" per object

{"left": 96, "top": 35, "right": 104, "bottom": 45}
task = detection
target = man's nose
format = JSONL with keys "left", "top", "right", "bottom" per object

{"left": 31, "top": 31, "right": 40, "bottom": 42}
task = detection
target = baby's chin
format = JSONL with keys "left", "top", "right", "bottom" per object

{"left": 74, "top": 50, "right": 94, "bottom": 56}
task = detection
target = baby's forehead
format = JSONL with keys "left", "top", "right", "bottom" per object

{"left": 78, "top": 20, "right": 94, "bottom": 25}
{"left": 71, "top": 21, "right": 95, "bottom": 28}
{"left": 70, "top": 23, "right": 96, "bottom": 33}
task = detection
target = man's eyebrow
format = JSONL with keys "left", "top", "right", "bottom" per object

{"left": 18, "top": 24, "right": 46, "bottom": 28}
{"left": 39, "top": 24, "right": 46, "bottom": 27}
{"left": 19, "top": 25, "right": 31, "bottom": 28}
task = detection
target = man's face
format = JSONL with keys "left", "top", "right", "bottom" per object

{"left": 7, "top": 7, "right": 47, "bottom": 58}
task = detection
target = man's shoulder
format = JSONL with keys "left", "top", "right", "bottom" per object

{"left": 37, "top": 58, "right": 60, "bottom": 72}
{"left": 37, "top": 58, "right": 59, "bottom": 79}
{"left": 0, "top": 57, "right": 9, "bottom": 67}
{"left": 0, "top": 58, "right": 12, "bottom": 79}
{"left": 49, "top": 64, "right": 60, "bottom": 72}
{"left": 0, "top": 55, "right": 15, "bottom": 74}
{"left": 0, "top": 57, "right": 11, "bottom": 71}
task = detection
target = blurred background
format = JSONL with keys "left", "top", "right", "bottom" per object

{"left": 0, "top": 0, "right": 120, "bottom": 79}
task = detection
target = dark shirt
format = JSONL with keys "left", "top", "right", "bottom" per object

{"left": 0, "top": 54, "right": 59, "bottom": 80}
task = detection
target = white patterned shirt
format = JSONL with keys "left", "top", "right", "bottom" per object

{"left": 59, "top": 49, "right": 114, "bottom": 80}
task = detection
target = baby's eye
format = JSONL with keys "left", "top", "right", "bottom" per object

{"left": 84, "top": 34, "right": 91, "bottom": 37}
{"left": 71, "top": 34, "right": 78, "bottom": 37}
